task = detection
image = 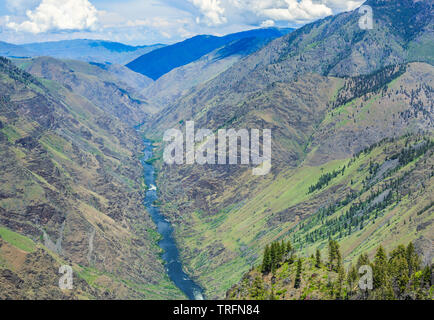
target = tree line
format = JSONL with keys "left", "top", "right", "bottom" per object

{"left": 259, "top": 239, "right": 432, "bottom": 299}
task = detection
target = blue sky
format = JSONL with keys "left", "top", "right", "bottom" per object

{"left": 0, "top": 0, "right": 363, "bottom": 45}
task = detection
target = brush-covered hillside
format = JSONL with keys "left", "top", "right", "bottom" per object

{"left": 227, "top": 240, "right": 433, "bottom": 300}
{"left": 0, "top": 57, "right": 183, "bottom": 299}
{"left": 142, "top": 0, "right": 433, "bottom": 299}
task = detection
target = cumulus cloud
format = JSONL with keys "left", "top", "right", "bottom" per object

{"left": 187, "top": 0, "right": 363, "bottom": 28}
{"left": 260, "top": 19, "right": 275, "bottom": 27}
{"left": 0, "top": 0, "right": 366, "bottom": 44}
{"left": 7, "top": 0, "right": 98, "bottom": 34}
{"left": 225, "top": 0, "right": 337, "bottom": 25}
{"left": 261, "top": 0, "right": 332, "bottom": 23}
{"left": 189, "top": 0, "right": 227, "bottom": 26}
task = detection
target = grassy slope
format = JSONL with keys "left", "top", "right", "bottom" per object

{"left": 0, "top": 58, "right": 184, "bottom": 299}
{"left": 150, "top": 63, "right": 433, "bottom": 299}
{"left": 180, "top": 134, "right": 433, "bottom": 298}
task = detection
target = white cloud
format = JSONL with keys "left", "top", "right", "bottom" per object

{"left": 189, "top": 0, "right": 227, "bottom": 26}
{"left": 187, "top": 0, "right": 362, "bottom": 28}
{"left": 260, "top": 19, "right": 275, "bottom": 27}
{"left": 225, "top": 0, "right": 334, "bottom": 25}
{"left": 0, "top": 0, "right": 366, "bottom": 44}
{"left": 263, "top": 0, "right": 332, "bottom": 23}
{"left": 6, "top": 0, "right": 99, "bottom": 34}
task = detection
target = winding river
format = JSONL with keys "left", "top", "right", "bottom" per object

{"left": 141, "top": 139, "right": 205, "bottom": 300}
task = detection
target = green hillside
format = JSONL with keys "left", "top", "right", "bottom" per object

{"left": 0, "top": 57, "right": 183, "bottom": 299}
{"left": 227, "top": 240, "right": 433, "bottom": 300}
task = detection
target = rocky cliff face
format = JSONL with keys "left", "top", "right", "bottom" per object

{"left": 142, "top": 0, "right": 433, "bottom": 298}
{"left": 0, "top": 57, "right": 182, "bottom": 299}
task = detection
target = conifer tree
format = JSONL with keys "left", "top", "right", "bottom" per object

{"left": 373, "top": 246, "right": 387, "bottom": 291}
{"left": 421, "top": 265, "right": 432, "bottom": 288}
{"left": 294, "top": 258, "right": 302, "bottom": 289}
{"left": 286, "top": 240, "right": 292, "bottom": 254}
{"left": 389, "top": 253, "right": 409, "bottom": 298}
{"left": 279, "top": 240, "right": 285, "bottom": 262}
{"left": 356, "top": 253, "right": 370, "bottom": 269}
{"left": 347, "top": 264, "right": 358, "bottom": 296}
{"left": 328, "top": 239, "right": 336, "bottom": 271}
{"left": 336, "top": 245, "right": 342, "bottom": 272}
{"left": 336, "top": 266, "right": 346, "bottom": 300}
{"left": 261, "top": 245, "right": 271, "bottom": 273}
{"left": 405, "top": 242, "right": 420, "bottom": 277}
{"left": 315, "top": 248, "right": 321, "bottom": 268}
{"left": 270, "top": 242, "right": 277, "bottom": 272}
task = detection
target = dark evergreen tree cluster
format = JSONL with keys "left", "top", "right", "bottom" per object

{"left": 261, "top": 240, "right": 294, "bottom": 274}
{"left": 294, "top": 259, "right": 302, "bottom": 289}
{"left": 292, "top": 136, "right": 433, "bottom": 247}
{"left": 327, "top": 239, "right": 342, "bottom": 272}
{"left": 0, "top": 57, "right": 40, "bottom": 86}
{"left": 390, "top": 138, "right": 433, "bottom": 167}
{"left": 308, "top": 166, "right": 346, "bottom": 194}
{"left": 346, "top": 242, "right": 433, "bottom": 300}
{"left": 332, "top": 64, "right": 407, "bottom": 109}
{"left": 230, "top": 240, "right": 432, "bottom": 300}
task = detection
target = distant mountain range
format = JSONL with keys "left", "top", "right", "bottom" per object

{"left": 0, "top": 39, "right": 165, "bottom": 65}
{"left": 126, "top": 28, "right": 294, "bottom": 80}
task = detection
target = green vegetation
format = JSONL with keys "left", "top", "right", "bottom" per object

{"left": 290, "top": 135, "right": 433, "bottom": 251}
{"left": 308, "top": 166, "right": 346, "bottom": 194}
{"left": 0, "top": 227, "right": 36, "bottom": 253}
{"left": 229, "top": 241, "right": 433, "bottom": 300}
{"left": 261, "top": 240, "right": 294, "bottom": 274}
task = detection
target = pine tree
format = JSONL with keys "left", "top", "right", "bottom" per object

{"left": 373, "top": 246, "right": 387, "bottom": 292}
{"left": 328, "top": 239, "right": 336, "bottom": 271}
{"left": 294, "top": 258, "right": 302, "bottom": 289}
{"left": 315, "top": 248, "right": 321, "bottom": 268}
{"left": 356, "top": 253, "right": 370, "bottom": 270}
{"left": 406, "top": 242, "right": 420, "bottom": 277}
{"left": 270, "top": 242, "right": 277, "bottom": 273}
{"left": 347, "top": 264, "right": 358, "bottom": 296}
{"left": 286, "top": 240, "right": 292, "bottom": 254}
{"left": 336, "top": 245, "right": 342, "bottom": 272}
{"left": 261, "top": 245, "right": 271, "bottom": 273}
{"left": 336, "top": 266, "right": 346, "bottom": 300}
{"left": 389, "top": 250, "right": 409, "bottom": 298}
{"left": 279, "top": 240, "right": 285, "bottom": 262}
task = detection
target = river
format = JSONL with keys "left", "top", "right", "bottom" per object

{"left": 141, "top": 139, "right": 205, "bottom": 300}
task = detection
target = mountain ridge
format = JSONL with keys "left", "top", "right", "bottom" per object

{"left": 126, "top": 28, "right": 293, "bottom": 80}
{"left": 141, "top": 0, "right": 433, "bottom": 298}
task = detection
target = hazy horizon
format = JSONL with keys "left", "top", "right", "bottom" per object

{"left": 0, "top": 0, "right": 362, "bottom": 45}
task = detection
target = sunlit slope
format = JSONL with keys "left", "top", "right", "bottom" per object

{"left": 171, "top": 134, "right": 432, "bottom": 298}
{"left": 144, "top": 61, "right": 433, "bottom": 298}
{"left": 0, "top": 57, "right": 183, "bottom": 299}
